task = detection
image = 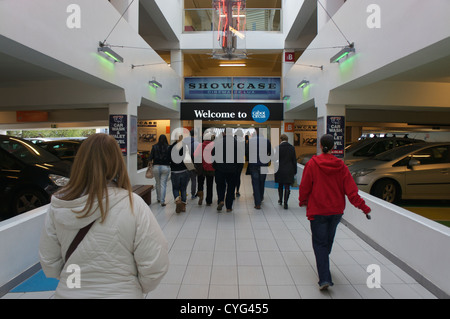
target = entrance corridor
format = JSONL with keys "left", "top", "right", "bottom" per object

{"left": 2, "top": 175, "right": 436, "bottom": 299}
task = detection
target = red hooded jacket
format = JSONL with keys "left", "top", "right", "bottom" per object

{"left": 299, "top": 153, "right": 371, "bottom": 220}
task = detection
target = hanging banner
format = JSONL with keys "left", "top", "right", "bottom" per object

{"left": 184, "top": 77, "right": 281, "bottom": 100}
{"left": 326, "top": 116, "right": 345, "bottom": 158}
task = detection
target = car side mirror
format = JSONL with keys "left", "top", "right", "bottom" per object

{"left": 408, "top": 158, "right": 420, "bottom": 169}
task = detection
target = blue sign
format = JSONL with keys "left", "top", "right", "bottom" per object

{"left": 184, "top": 77, "right": 281, "bottom": 100}
{"left": 251, "top": 104, "right": 270, "bottom": 123}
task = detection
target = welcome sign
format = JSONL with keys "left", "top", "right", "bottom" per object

{"left": 181, "top": 102, "right": 284, "bottom": 122}
{"left": 184, "top": 77, "right": 281, "bottom": 100}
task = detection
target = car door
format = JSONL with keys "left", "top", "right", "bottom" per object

{"left": 404, "top": 145, "right": 450, "bottom": 199}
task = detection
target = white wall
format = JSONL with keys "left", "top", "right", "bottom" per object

{"left": 0, "top": 207, "right": 47, "bottom": 290}
{"left": 0, "top": 0, "right": 181, "bottom": 111}
{"left": 285, "top": 0, "right": 450, "bottom": 110}
{"left": 296, "top": 164, "right": 450, "bottom": 298}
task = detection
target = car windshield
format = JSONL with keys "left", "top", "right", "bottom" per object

{"left": 373, "top": 144, "right": 425, "bottom": 161}
{"left": 0, "top": 137, "right": 62, "bottom": 164}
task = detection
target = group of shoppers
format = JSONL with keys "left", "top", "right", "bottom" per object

{"left": 39, "top": 131, "right": 371, "bottom": 298}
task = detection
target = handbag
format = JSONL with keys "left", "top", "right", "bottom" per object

{"left": 65, "top": 220, "right": 96, "bottom": 264}
{"left": 145, "top": 162, "right": 154, "bottom": 178}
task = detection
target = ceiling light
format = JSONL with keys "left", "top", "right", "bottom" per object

{"left": 149, "top": 80, "right": 162, "bottom": 88}
{"left": 297, "top": 80, "right": 310, "bottom": 89}
{"left": 219, "top": 63, "right": 246, "bottom": 67}
{"left": 330, "top": 43, "right": 355, "bottom": 63}
{"left": 98, "top": 42, "right": 123, "bottom": 63}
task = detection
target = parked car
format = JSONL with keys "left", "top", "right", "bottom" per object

{"left": 36, "top": 138, "right": 85, "bottom": 162}
{"left": 349, "top": 143, "right": 450, "bottom": 203}
{"left": 298, "top": 135, "right": 424, "bottom": 165}
{"left": 0, "top": 135, "right": 71, "bottom": 220}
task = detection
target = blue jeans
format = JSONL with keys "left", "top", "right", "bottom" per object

{"left": 310, "top": 214, "right": 343, "bottom": 286}
{"left": 248, "top": 166, "right": 267, "bottom": 206}
{"left": 153, "top": 165, "right": 170, "bottom": 204}
{"left": 171, "top": 170, "right": 189, "bottom": 202}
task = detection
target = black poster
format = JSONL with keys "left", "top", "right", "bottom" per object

{"left": 180, "top": 102, "right": 284, "bottom": 122}
{"left": 109, "top": 114, "right": 127, "bottom": 155}
{"left": 326, "top": 115, "right": 345, "bottom": 158}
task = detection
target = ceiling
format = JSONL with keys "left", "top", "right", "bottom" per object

{"left": 0, "top": 51, "right": 67, "bottom": 86}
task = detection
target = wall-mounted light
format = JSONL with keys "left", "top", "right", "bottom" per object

{"left": 282, "top": 95, "right": 290, "bottom": 100}
{"left": 149, "top": 79, "right": 162, "bottom": 89}
{"left": 172, "top": 95, "right": 182, "bottom": 100}
{"left": 330, "top": 43, "right": 355, "bottom": 63}
{"left": 98, "top": 42, "right": 123, "bottom": 63}
{"left": 297, "top": 80, "right": 310, "bottom": 89}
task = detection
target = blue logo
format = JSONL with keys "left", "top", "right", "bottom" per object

{"left": 251, "top": 104, "right": 270, "bottom": 123}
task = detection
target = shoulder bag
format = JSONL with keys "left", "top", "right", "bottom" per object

{"left": 65, "top": 220, "right": 96, "bottom": 265}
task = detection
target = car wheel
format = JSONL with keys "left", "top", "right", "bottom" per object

{"left": 372, "top": 179, "right": 400, "bottom": 203}
{"left": 13, "top": 188, "right": 48, "bottom": 216}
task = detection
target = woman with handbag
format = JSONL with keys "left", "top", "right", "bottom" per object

{"left": 149, "top": 135, "right": 171, "bottom": 206}
{"left": 39, "top": 133, "right": 169, "bottom": 298}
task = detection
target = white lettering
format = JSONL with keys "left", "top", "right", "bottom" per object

{"left": 66, "top": 4, "right": 81, "bottom": 29}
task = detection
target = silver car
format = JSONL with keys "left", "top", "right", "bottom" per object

{"left": 298, "top": 136, "right": 423, "bottom": 166}
{"left": 349, "top": 143, "right": 450, "bottom": 203}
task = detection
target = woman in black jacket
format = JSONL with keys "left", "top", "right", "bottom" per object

{"left": 274, "top": 134, "right": 297, "bottom": 209}
{"left": 149, "top": 135, "right": 171, "bottom": 206}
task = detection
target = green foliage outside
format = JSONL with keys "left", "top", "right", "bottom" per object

{"left": 7, "top": 129, "right": 96, "bottom": 138}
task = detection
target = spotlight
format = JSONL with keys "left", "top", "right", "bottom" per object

{"left": 297, "top": 80, "right": 310, "bottom": 89}
{"left": 97, "top": 42, "right": 123, "bottom": 63}
{"left": 149, "top": 80, "right": 162, "bottom": 89}
{"left": 330, "top": 43, "right": 355, "bottom": 63}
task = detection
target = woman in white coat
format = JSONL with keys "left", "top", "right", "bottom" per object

{"left": 39, "top": 133, "right": 169, "bottom": 299}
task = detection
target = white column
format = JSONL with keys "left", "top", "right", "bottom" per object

{"left": 317, "top": 103, "right": 346, "bottom": 158}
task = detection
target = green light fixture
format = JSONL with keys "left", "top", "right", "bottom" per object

{"left": 98, "top": 42, "right": 123, "bottom": 63}
{"left": 297, "top": 80, "right": 310, "bottom": 89}
{"left": 149, "top": 79, "right": 162, "bottom": 89}
{"left": 330, "top": 43, "right": 355, "bottom": 63}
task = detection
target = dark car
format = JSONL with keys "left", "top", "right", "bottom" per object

{"left": 36, "top": 138, "right": 85, "bottom": 162}
{"left": 0, "top": 135, "right": 72, "bottom": 220}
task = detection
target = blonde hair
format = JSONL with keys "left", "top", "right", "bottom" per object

{"left": 56, "top": 133, "right": 133, "bottom": 222}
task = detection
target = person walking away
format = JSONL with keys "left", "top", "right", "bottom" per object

{"left": 212, "top": 129, "right": 238, "bottom": 212}
{"left": 299, "top": 134, "right": 371, "bottom": 291}
{"left": 245, "top": 129, "right": 272, "bottom": 209}
{"left": 149, "top": 135, "right": 171, "bottom": 206}
{"left": 274, "top": 134, "right": 297, "bottom": 209}
{"left": 234, "top": 129, "right": 245, "bottom": 197}
{"left": 39, "top": 133, "right": 169, "bottom": 299}
{"left": 194, "top": 132, "right": 215, "bottom": 206}
{"left": 169, "top": 134, "right": 190, "bottom": 213}
{"left": 183, "top": 129, "right": 200, "bottom": 199}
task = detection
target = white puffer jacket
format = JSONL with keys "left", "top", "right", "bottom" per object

{"left": 39, "top": 187, "right": 169, "bottom": 299}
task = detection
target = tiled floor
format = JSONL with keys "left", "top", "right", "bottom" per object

{"left": 2, "top": 174, "right": 437, "bottom": 299}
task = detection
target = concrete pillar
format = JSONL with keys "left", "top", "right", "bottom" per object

{"left": 109, "top": 101, "right": 138, "bottom": 183}
{"left": 317, "top": 103, "right": 346, "bottom": 158}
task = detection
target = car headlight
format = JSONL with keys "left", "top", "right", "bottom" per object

{"left": 351, "top": 168, "right": 375, "bottom": 177}
{"left": 49, "top": 174, "right": 70, "bottom": 187}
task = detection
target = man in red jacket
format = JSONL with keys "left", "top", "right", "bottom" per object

{"left": 299, "top": 134, "right": 371, "bottom": 290}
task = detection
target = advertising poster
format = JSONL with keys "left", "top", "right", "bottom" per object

{"left": 327, "top": 116, "right": 345, "bottom": 158}
{"left": 109, "top": 114, "right": 127, "bottom": 156}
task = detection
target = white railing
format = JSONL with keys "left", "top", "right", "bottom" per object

{"left": 0, "top": 206, "right": 48, "bottom": 292}
{"left": 296, "top": 164, "right": 450, "bottom": 298}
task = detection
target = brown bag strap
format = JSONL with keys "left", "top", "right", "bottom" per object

{"left": 65, "top": 220, "right": 96, "bottom": 264}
